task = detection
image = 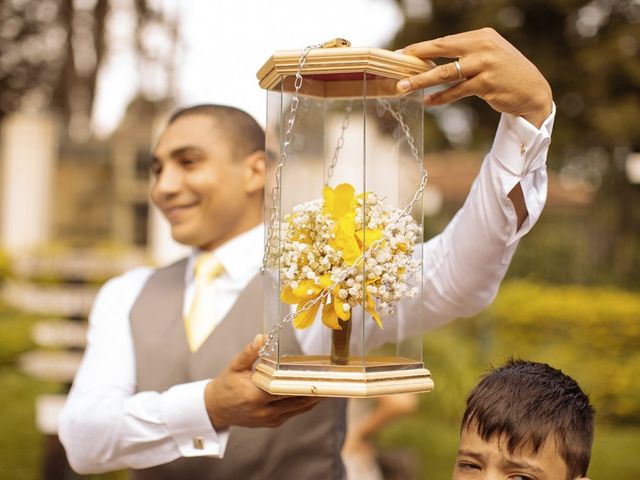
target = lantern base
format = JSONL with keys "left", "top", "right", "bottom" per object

{"left": 252, "top": 355, "right": 434, "bottom": 398}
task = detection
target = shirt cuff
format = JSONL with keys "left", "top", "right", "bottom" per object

{"left": 490, "top": 103, "right": 555, "bottom": 179}
{"left": 160, "top": 380, "right": 229, "bottom": 458}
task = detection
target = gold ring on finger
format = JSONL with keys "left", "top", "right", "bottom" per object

{"left": 454, "top": 60, "right": 463, "bottom": 80}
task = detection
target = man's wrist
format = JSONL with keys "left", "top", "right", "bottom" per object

{"left": 522, "top": 84, "right": 553, "bottom": 129}
{"left": 204, "top": 379, "right": 228, "bottom": 430}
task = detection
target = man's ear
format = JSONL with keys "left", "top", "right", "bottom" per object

{"left": 243, "top": 151, "right": 266, "bottom": 194}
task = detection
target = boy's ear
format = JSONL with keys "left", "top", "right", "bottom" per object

{"left": 242, "top": 151, "right": 266, "bottom": 194}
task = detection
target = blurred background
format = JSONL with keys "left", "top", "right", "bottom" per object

{"left": 0, "top": 0, "right": 638, "bottom": 479}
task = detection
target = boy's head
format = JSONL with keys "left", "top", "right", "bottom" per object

{"left": 454, "top": 360, "right": 594, "bottom": 480}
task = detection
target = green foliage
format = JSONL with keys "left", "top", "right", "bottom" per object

{"left": 0, "top": 368, "right": 59, "bottom": 480}
{"left": 0, "top": 308, "right": 40, "bottom": 364}
{"left": 0, "top": 249, "right": 10, "bottom": 281}
{"left": 489, "top": 280, "right": 640, "bottom": 423}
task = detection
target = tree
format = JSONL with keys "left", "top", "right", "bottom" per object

{"left": 0, "top": 0, "right": 177, "bottom": 138}
{"left": 390, "top": 0, "right": 640, "bottom": 160}
{"left": 391, "top": 0, "right": 640, "bottom": 288}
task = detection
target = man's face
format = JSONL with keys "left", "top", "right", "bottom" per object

{"left": 150, "top": 114, "right": 263, "bottom": 251}
{"left": 452, "top": 426, "right": 584, "bottom": 480}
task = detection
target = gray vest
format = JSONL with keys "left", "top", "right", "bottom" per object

{"left": 129, "top": 259, "right": 347, "bottom": 480}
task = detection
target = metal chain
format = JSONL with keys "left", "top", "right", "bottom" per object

{"left": 259, "top": 96, "right": 428, "bottom": 358}
{"left": 376, "top": 99, "right": 428, "bottom": 215}
{"left": 260, "top": 43, "right": 323, "bottom": 274}
{"left": 325, "top": 102, "right": 353, "bottom": 184}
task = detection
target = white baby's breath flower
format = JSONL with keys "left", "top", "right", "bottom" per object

{"left": 267, "top": 184, "right": 421, "bottom": 328}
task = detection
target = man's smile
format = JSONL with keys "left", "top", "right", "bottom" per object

{"left": 162, "top": 201, "right": 199, "bottom": 221}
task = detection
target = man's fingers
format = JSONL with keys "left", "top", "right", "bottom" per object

{"left": 269, "top": 395, "right": 323, "bottom": 412}
{"left": 229, "top": 334, "right": 264, "bottom": 372}
{"left": 264, "top": 397, "right": 323, "bottom": 426}
{"left": 423, "top": 78, "right": 476, "bottom": 106}
{"left": 401, "top": 28, "right": 493, "bottom": 60}
{"left": 271, "top": 400, "right": 322, "bottom": 427}
{"left": 402, "top": 38, "right": 462, "bottom": 60}
{"left": 398, "top": 57, "right": 479, "bottom": 93}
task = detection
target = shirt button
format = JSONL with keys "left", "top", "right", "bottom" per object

{"left": 520, "top": 141, "right": 527, "bottom": 156}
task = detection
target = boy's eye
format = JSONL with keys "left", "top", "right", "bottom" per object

{"left": 508, "top": 475, "right": 535, "bottom": 480}
{"left": 456, "top": 460, "right": 481, "bottom": 471}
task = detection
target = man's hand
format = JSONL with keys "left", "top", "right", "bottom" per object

{"left": 204, "top": 334, "right": 322, "bottom": 429}
{"left": 397, "top": 28, "right": 553, "bottom": 128}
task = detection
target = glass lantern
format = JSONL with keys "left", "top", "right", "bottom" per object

{"left": 253, "top": 39, "right": 435, "bottom": 397}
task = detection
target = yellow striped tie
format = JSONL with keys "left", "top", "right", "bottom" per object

{"left": 184, "top": 253, "right": 224, "bottom": 352}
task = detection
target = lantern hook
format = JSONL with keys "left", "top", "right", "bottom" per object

{"left": 321, "top": 38, "right": 351, "bottom": 48}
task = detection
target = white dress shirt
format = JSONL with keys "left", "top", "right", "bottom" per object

{"left": 59, "top": 108, "right": 555, "bottom": 474}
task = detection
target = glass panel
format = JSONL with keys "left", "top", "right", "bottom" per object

{"left": 264, "top": 71, "right": 425, "bottom": 377}
{"left": 362, "top": 72, "right": 425, "bottom": 367}
{"left": 263, "top": 87, "right": 283, "bottom": 365}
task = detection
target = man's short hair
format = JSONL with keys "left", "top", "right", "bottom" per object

{"left": 168, "top": 104, "right": 265, "bottom": 161}
{"left": 461, "top": 359, "right": 594, "bottom": 479}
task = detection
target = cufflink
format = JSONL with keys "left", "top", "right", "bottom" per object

{"left": 193, "top": 437, "right": 205, "bottom": 450}
{"left": 520, "top": 140, "right": 527, "bottom": 156}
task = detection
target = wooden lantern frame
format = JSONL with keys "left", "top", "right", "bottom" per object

{"left": 253, "top": 42, "right": 435, "bottom": 397}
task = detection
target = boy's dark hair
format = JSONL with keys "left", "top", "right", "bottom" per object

{"left": 168, "top": 104, "right": 265, "bottom": 161}
{"left": 461, "top": 359, "right": 594, "bottom": 479}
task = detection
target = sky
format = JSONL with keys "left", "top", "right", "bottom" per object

{"left": 92, "top": 0, "right": 405, "bottom": 136}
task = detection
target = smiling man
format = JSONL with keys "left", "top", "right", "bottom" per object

{"left": 454, "top": 360, "right": 595, "bottom": 480}
{"left": 150, "top": 108, "right": 265, "bottom": 252}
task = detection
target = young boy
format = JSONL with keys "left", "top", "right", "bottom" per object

{"left": 454, "top": 360, "right": 595, "bottom": 480}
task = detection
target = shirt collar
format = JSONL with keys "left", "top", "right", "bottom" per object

{"left": 187, "top": 224, "right": 264, "bottom": 282}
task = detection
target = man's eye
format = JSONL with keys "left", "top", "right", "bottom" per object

{"left": 150, "top": 164, "right": 162, "bottom": 176}
{"left": 508, "top": 475, "right": 535, "bottom": 480}
{"left": 179, "top": 157, "right": 197, "bottom": 167}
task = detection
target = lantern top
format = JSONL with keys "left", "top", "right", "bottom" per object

{"left": 257, "top": 42, "right": 434, "bottom": 94}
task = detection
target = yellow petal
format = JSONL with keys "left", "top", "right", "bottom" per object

{"left": 319, "top": 274, "right": 333, "bottom": 288}
{"left": 293, "top": 298, "right": 322, "bottom": 329}
{"left": 321, "top": 301, "right": 341, "bottom": 330}
{"left": 342, "top": 237, "right": 361, "bottom": 265}
{"left": 366, "top": 291, "right": 383, "bottom": 329}
{"left": 338, "top": 212, "right": 356, "bottom": 237}
{"left": 333, "top": 294, "right": 351, "bottom": 321}
{"left": 322, "top": 186, "right": 335, "bottom": 215}
{"left": 293, "top": 279, "right": 321, "bottom": 299}
{"left": 280, "top": 285, "right": 301, "bottom": 304}
{"left": 355, "top": 229, "right": 383, "bottom": 249}
{"left": 334, "top": 183, "right": 355, "bottom": 218}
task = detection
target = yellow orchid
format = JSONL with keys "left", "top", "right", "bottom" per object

{"left": 280, "top": 183, "right": 385, "bottom": 331}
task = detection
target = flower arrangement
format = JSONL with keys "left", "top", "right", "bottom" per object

{"left": 271, "top": 183, "right": 421, "bottom": 339}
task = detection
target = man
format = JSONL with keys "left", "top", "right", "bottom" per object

{"left": 59, "top": 28, "right": 555, "bottom": 478}
{"left": 454, "top": 360, "right": 594, "bottom": 479}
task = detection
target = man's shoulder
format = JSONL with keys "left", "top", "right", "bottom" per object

{"left": 101, "top": 265, "right": 155, "bottom": 293}
{"left": 114, "top": 257, "right": 189, "bottom": 282}
{"left": 99, "top": 256, "right": 190, "bottom": 298}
